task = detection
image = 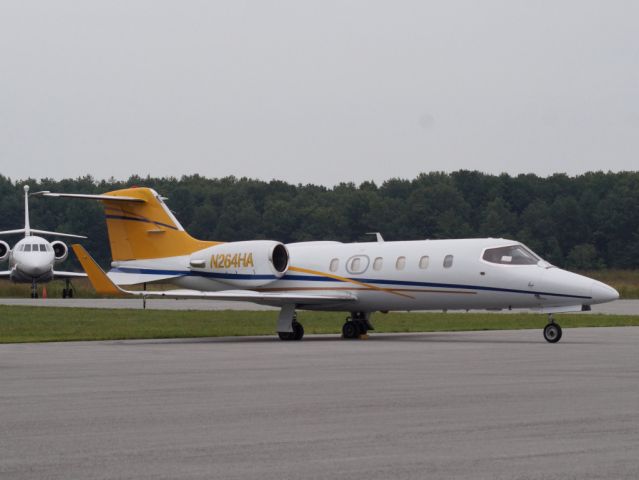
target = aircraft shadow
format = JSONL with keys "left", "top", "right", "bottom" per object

{"left": 111, "top": 332, "right": 598, "bottom": 346}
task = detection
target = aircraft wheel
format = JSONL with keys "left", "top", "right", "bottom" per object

{"left": 543, "top": 323, "right": 562, "bottom": 343}
{"left": 278, "top": 322, "right": 304, "bottom": 341}
{"left": 342, "top": 321, "right": 360, "bottom": 339}
{"left": 292, "top": 322, "right": 304, "bottom": 341}
{"left": 278, "top": 331, "right": 294, "bottom": 341}
{"left": 62, "top": 289, "right": 68, "bottom": 299}
{"left": 68, "top": 289, "right": 74, "bottom": 298}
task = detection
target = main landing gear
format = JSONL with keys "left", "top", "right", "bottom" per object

{"left": 543, "top": 314, "right": 563, "bottom": 343}
{"left": 342, "top": 312, "right": 374, "bottom": 339}
{"left": 278, "top": 320, "right": 305, "bottom": 341}
{"left": 277, "top": 305, "right": 304, "bottom": 341}
{"left": 62, "top": 279, "right": 74, "bottom": 298}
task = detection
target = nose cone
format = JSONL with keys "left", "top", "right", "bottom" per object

{"left": 17, "top": 253, "right": 51, "bottom": 276}
{"left": 591, "top": 281, "right": 620, "bottom": 304}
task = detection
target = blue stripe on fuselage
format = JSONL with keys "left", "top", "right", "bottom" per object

{"left": 109, "top": 267, "right": 592, "bottom": 300}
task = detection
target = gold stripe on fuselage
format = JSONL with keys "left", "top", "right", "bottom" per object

{"left": 287, "top": 265, "right": 415, "bottom": 299}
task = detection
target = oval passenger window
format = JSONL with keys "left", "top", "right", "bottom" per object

{"left": 443, "top": 255, "right": 454, "bottom": 268}
{"left": 329, "top": 258, "right": 339, "bottom": 272}
{"left": 346, "top": 255, "right": 370, "bottom": 274}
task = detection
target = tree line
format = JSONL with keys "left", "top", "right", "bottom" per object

{"left": 0, "top": 171, "right": 637, "bottom": 270}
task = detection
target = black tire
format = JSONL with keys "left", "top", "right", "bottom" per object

{"left": 68, "top": 289, "right": 73, "bottom": 298}
{"left": 356, "top": 320, "right": 368, "bottom": 335}
{"left": 278, "top": 331, "right": 295, "bottom": 341}
{"left": 62, "top": 289, "right": 68, "bottom": 299}
{"left": 292, "top": 322, "right": 304, "bottom": 341}
{"left": 543, "top": 323, "right": 562, "bottom": 343}
{"left": 342, "top": 321, "right": 359, "bottom": 339}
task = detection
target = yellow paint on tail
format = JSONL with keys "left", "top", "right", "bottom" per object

{"left": 100, "top": 187, "right": 220, "bottom": 261}
{"left": 72, "top": 244, "right": 122, "bottom": 296}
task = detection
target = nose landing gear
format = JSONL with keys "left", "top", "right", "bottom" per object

{"left": 543, "top": 314, "right": 563, "bottom": 343}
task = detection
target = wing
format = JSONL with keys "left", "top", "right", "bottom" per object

{"left": 53, "top": 271, "right": 88, "bottom": 279}
{"left": 72, "top": 244, "right": 356, "bottom": 307}
{"left": 107, "top": 269, "right": 183, "bottom": 286}
{"left": 108, "top": 288, "right": 356, "bottom": 307}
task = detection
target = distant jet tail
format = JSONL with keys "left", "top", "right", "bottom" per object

{"left": 24, "top": 185, "right": 31, "bottom": 236}
{"left": 43, "top": 187, "right": 219, "bottom": 261}
{"left": 0, "top": 185, "right": 86, "bottom": 239}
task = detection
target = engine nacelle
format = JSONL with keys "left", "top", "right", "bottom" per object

{"left": 0, "top": 240, "right": 10, "bottom": 262}
{"left": 189, "top": 240, "right": 289, "bottom": 288}
{"left": 51, "top": 241, "right": 68, "bottom": 263}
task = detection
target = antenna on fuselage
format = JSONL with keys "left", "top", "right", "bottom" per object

{"left": 366, "top": 232, "right": 385, "bottom": 243}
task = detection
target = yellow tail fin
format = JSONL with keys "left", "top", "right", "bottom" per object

{"left": 100, "top": 187, "right": 219, "bottom": 261}
{"left": 72, "top": 244, "right": 123, "bottom": 296}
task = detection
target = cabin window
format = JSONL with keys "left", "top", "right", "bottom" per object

{"left": 482, "top": 245, "right": 539, "bottom": 265}
{"left": 329, "top": 258, "right": 339, "bottom": 272}
{"left": 419, "top": 256, "right": 429, "bottom": 269}
{"left": 346, "top": 255, "right": 369, "bottom": 274}
{"left": 443, "top": 255, "right": 454, "bottom": 268}
{"left": 395, "top": 256, "right": 406, "bottom": 270}
{"left": 39, "top": 244, "right": 47, "bottom": 252}
{"left": 373, "top": 257, "right": 383, "bottom": 271}
{"left": 351, "top": 257, "right": 361, "bottom": 271}
{"left": 24, "top": 244, "right": 31, "bottom": 252}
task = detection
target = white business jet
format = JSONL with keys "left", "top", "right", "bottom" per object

{"left": 44, "top": 187, "right": 619, "bottom": 342}
{"left": 0, "top": 185, "right": 87, "bottom": 298}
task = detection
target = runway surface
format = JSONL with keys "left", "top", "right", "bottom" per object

{"left": 0, "top": 297, "right": 637, "bottom": 314}
{"left": 1, "top": 328, "right": 638, "bottom": 480}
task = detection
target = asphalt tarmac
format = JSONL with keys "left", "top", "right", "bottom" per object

{"left": 0, "top": 298, "right": 637, "bottom": 314}
{"left": 1, "top": 327, "right": 638, "bottom": 480}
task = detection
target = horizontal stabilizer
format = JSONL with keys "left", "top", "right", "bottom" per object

{"left": 30, "top": 229, "right": 87, "bottom": 239}
{"left": 0, "top": 229, "right": 27, "bottom": 236}
{"left": 36, "top": 192, "right": 146, "bottom": 203}
{"left": 0, "top": 228, "right": 86, "bottom": 239}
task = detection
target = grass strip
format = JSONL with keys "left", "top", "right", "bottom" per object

{"left": 1, "top": 305, "right": 639, "bottom": 343}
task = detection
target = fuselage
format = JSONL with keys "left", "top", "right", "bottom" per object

{"left": 8, "top": 236, "right": 56, "bottom": 283}
{"left": 109, "top": 238, "right": 619, "bottom": 312}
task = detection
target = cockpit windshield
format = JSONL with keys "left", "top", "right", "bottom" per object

{"left": 482, "top": 244, "right": 540, "bottom": 265}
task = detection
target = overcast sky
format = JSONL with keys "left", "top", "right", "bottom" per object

{"left": 1, "top": 1, "right": 637, "bottom": 186}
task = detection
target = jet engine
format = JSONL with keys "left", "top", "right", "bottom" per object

{"left": 0, "top": 240, "right": 10, "bottom": 262}
{"left": 51, "top": 241, "right": 68, "bottom": 263}
{"left": 189, "top": 240, "right": 290, "bottom": 288}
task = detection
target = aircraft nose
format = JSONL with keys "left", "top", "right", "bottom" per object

{"left": 591, "top": 281, "right": 620, "bottom": 304}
